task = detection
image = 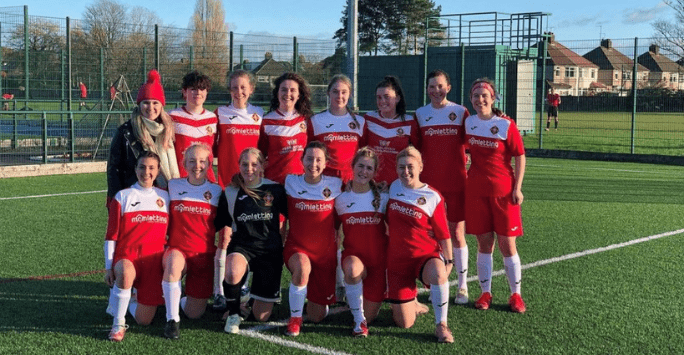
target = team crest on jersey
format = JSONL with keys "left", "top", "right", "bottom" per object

{"left": 252, "top": 113, "right": 260, "bottom": 122}
{"left": 264, "top": 191, "right": 274, "bottom": 206}
{"left": 416, "top": 196, "right": 427, "bottom": 206}
{"left": 206, "top": 126, "right": 214, "bottom": 135}
{"left": 396, "top": 127, "right": 405, "bottom": 136}
{"left": 490, "top": 126, "right": 499, "bottom": 135}
{"left": 448, "top": 112, "right": 457, "bottom": 121}
{"left": 156, "top": 198, "right": 165, "bottom": 208}
{"left": 299, "top": 122, "right": 307, "bottom": 133}
{"left": 203, "top": 191, "right": 213, "bottom": 201}
{"left": 348, "top": 121, "right": 357, "bottom": 130}
{"left": 322, "top": 187, "right": 332, "bottom": 199}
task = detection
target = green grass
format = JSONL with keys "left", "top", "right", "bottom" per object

{"left": 523, "top": 111, "right": 684, "bottom": 156}
{"left": 1, "top": 158, "right": 683, "bottom": 354}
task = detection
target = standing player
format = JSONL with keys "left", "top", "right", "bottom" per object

{"left": 79, "top": 81, "right": 87, "bottom": 109}
{"left": 386, "top": 146, "right": 454, "bottom": 343}
{"left": 162, "top": 144, "right": 223, "bottom": 339}
{"left": 104, "top": 151, "right": 169, "bottom": 342}
{"left": 215, "top": 70, "right": 263, "bottom": 187}
{"left": 465, "top": 78, "right": 526, "bottom": 313}
{"left": 168, "top": 71, "right": 218, "bottom": 182}
{"left": 217, "top": 148, "right": 288, "bottom": 333}
{"left": 334, "top": 147, "right": 389, "bottom": 337}
{"left": 363, "top": 76, "right": 419, "bottom": 186}
{"left": 307, "top": 74, "right": 365, "bottom": 184}
{"left": 213, "top": 70, "right": 263, "bottom": 309}
{"left": 414, "top": 69, "right": 470, "bottom": 305}
{"left": 545, "top": 88, "right": 561, "bottom": 131}
{"left": 283, "top": 141, "right": 343, "bottom": 336}
{"left": 259, "top": 72, "right": 312, "bottom": 184}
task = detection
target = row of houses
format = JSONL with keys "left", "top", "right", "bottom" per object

{"left": 544, "top": 34, "right": 684, "bottom": 96}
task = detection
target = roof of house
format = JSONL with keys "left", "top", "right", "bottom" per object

{"left": 582, "top": 41, "right": 649, "bottom": 72}
{"left": 589, "top": 81, "right": 608, "bottom": 89}
{"left": 544, "top": 39, "right": 599, "bottom": 68}
{"left": 546, "top": 80, "right": 572, "bottom": 89}
{"left": 637, "top": 45, "right": 684, "bottom": 73}
{"left": 252, "top": 58, "right": 293, "bottom": 77}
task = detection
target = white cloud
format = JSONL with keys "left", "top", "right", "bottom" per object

{"left": 622, "top": 2, "right": 669, "bottom": 24}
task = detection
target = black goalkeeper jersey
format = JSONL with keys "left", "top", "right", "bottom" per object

{"left": 215, "top": 179, "right": 288, "bottom": 252}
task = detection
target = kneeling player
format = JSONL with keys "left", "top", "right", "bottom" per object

{"left": 162, "top": 144, "right": 223, "bottom": 339}
{"left": 104, "top": 152, "right": 169, "bottom": 342}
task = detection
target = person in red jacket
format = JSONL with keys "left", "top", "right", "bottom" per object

{"left": 79, "top": 81, "right": 88, "bottom": 109}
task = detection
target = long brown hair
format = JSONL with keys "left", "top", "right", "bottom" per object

{"left": 349, "top": 147, "right": 382, "bottom": 214}
{"left": 230, "top": 147, "right": 265, "bottom": 200}
{"left": 269, "top": 72, "right": 313, "bottom": 118}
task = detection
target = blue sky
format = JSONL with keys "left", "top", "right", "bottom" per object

{"left": 9, "top": 0, "right": 673, "bottom": 42}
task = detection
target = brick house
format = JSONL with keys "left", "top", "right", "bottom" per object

{"left": 582, "top": 39, "right": 650, "bottom": 93}
{"left": 637, "top": 44, "right": 684, "bottom": 90}
{"left": 541, "top": 33, "right": 600, "bottom": 96}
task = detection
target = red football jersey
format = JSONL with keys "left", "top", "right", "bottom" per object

{"left": 307, "top": 111, "right": 365, "bottom": 183}
{"left": 386, "top": 180, "right": 450, "bottom": 270}
{"left": 259, "top": 110, "right": 308, "bottom": 184}
{"left": 215, "top": 104, "right": 263, "bottom": 188}
{"left": 414, "top": 102, "right": 469, "bottom": 194}
{"left": 105, "top": 183, "right": 170, "bottom": 257}
{"left": 166, "top": 178, "right": 222, "bottom": 254}
{"left": 363, "top": 112, "right": 419, "bottom": 185}
{"left": 168, "top": 107, "right": 218, "bottom": 182}
{"left": 464, "top": 114, "right": 525, "bottom": 197}
{"left": 547, "top": 93, "right": 561, "bottom": 107}
{"left": 284, "top": 174, "right": 342, "bottom": 261}
{"left": 334, "top": 189, "right": 389, "bottom": 265}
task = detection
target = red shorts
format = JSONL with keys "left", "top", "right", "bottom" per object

{"left": 442, "top": 189, "right": 465, "bottom": 223}
{"left": 386, "top": 253, "right": 440, "bottom": 302}
{"left": 284, "top": 245, "right": 337, "bottom": 306}
{"left": 465, "top": 195, "right": 523, "bottom": 237}
{"left": 173, "top": 248, "right": 213, "bottom": 300}
{"left": 114, "top": 249, "right": 164, "bottom": 306}
{"left": 342, "top": 251, "right": 387, "bottom": 303}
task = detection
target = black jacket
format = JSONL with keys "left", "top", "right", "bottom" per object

{"left": 107, "top": 120, "right": 146, "bottom": 198}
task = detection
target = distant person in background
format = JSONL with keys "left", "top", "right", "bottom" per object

{"left": 2, "top": 93, "right": 13, "bottom": 111}
{"left": 106, "top": 69, "right": 178, "bottom": 207}
{"left": 545, "top": 88, "right": 561, "bottom": 131}
{"left": 465, "top": 78, "right": 527, "bottom": 314}
{"left": 110, "top": 83, "right": 117, "bottom": 101}
{"left": 79, "top": 81, "right": 88, "bottom": 109}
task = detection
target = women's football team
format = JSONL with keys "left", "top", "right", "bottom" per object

{"left": 104, "top": 68, "right": 527, "bottom": 344}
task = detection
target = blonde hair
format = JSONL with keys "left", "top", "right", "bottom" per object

{"left": 349, "top": 147, "right": 382, "bottom": 214}
{"left": 130, "top": 106, "right": 175, "bottom": 150}
{"left": 326, "top": 74, "right": 359, "bottom": 127}
{"left": 182, "top": 143, "right": 212, "bottom": 167}
{"left": 230, "top": 147, "right": 265, "bottom": 200}
{"left": 396, "top": 146, "right": 423, "bottom": 165}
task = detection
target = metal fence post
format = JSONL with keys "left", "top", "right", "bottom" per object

{"left": 631, "top": 37, "right": 638, "bottom": 154}
{"left": 24, "top": 6, "right": 29, "bottom": 101}
{"left": 42, "top": 112, "right": 48, "bottom": 164}
{"left": 239, "top": 45, "right": 244, "bottom": 69}
{"left": 154, "top": 25, "right": 159, "bottom": 70}
{"left": 60, "top": 50, "right": 65, "bottom": 115}
{"left": 143, "top": 47, "right": 147, "bottom": 79}
{"left": 460, "top": 42, "right": 465, "bottom": 105}
{"left": 69, "top": 112, "right": 75, "bottom": 162}
{"left": 538, "top": 34, "right": 548, "bottom": 149}
{"left": 229, "top": 32, "right": 234, "bottom": 73}
{"left": 67, "top": 17, "right": 72, "bottom": 112}
{"left": 0, "top": 22, "right": 3, "bottom": 97}
{"left": 100, "top": 48, "right": 105, "bottom": 99}
{"left": 189, "top": 45, "right": 194, "bottom": 70}
{"left": 11, "top": 107, "right": 17, "bottom": 149}
{"left": 293, "top": 37, "right": 298, "bottom": 73}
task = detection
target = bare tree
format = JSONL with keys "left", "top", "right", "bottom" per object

{"left": 82, "top": 0, "right": 127, "bottom": 49}
{"left": 652, "top": 0, "right": 684, "bottom": 57}
{"left": 9, "top": 18, "right": 65, "bottom": 90}
{"left": 190, "top": 0, "right": 229, "bottom": 87}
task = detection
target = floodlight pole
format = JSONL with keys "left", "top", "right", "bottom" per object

{"left": 346, "top": 0, "right": 358, "bottom": 110}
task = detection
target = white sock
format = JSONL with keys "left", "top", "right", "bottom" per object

{"left": 344, "top": 281, "right": 365, "bottom": 327}
{"left": 504, "top": 254, "right": 522, "bottom": 295}
{"left": 477, "top": 253, "right": 493, "bottom": 293}
{"left": 111, "top": 285, "right": 131, "bottom": 327}
{"left": 336, "top": 249, "right": 345, "bottom": 287}
{"left": 214, "top": 253, "right": 226, "bottom": 296}
{"left": 128, "top": 295, "right": 138, "bottom": 320}
{"left": 162, "top": 280, "right": 181, "bottom": 322}
{"left": 180, "top": 296, "right": 188, "bottom": 313}
{"left": 454, "top": 246, "right": 469, "bottom": 291}
{"left": 430, "top": 282, "right": 449, "bottom": 324}
{"left": 288, "top": 283, "right": 307, "bottom": 318}
{"left": 106, "top": 287, "right": 115, "bottom": 316}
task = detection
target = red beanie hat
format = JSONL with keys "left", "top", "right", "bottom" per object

{"left": 136, "top": 69, "right": 166, "bottom": 106}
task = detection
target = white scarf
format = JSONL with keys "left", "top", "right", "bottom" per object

{"left": 134, "top": 116, "right": 180, "bottom": 187}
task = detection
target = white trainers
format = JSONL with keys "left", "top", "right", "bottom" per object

{"left": 224, "top": 314, "right": 241, "bottom": 334}
{"left": 454, "top": 288, "right": 469, "bottom": 305}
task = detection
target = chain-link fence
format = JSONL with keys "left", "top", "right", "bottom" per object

{"left": 2, "top": 8, "right": 684, "bottom": 167}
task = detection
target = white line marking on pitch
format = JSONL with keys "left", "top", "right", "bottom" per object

{"left": 0, "top": 190, "right": 106, "bottom": 201}
{"left": 243, "top": 227, "right": 684, "bottom": 353}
